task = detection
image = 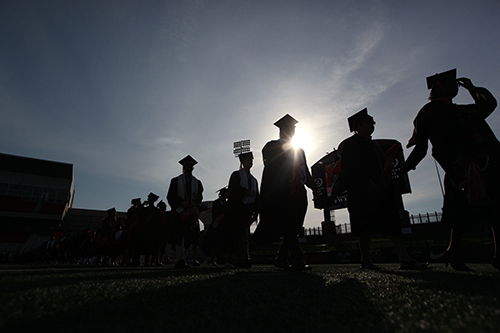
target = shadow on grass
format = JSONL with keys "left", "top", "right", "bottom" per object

{"left": 5, "top": 265, "right": 500, "bottom": 332}
{"left": 1, "top": 266, "right": 396, "bottom": 332}
{"left": 382, "top": 266, "right": 500, "bottom": 299}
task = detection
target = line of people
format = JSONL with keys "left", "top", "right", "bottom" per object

{"left": 251, "top": 68, "right": 499, "bottom": 271}
{"left": 16, "top": 69, "right": 499, "bottom": 271}
{"left": 67, "top": 195, "right": 177, "bottom": 266}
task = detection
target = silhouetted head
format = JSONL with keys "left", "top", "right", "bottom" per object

{"left": 427, "top": 68, "right": 459, "bottom": 100}
{"left": 348, "top": 108, "right": 375, "bottom": 136}
{"left": 157, "top": 201, "right": 167, "bottom": 211}
{"left": 238, "top": 151, "right": 254, "bottom": 170}
{"left": 179, "top": 155, "right": 197, "bottom": 175}
{"left": 106, "top": 207, "right": 117, "bottom": 216}
{"left": 275, "top": 114, "right": 298, "bottom": 142}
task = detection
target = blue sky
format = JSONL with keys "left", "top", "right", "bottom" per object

{"left": 1, "top": 0, "right": 499, "bottom": 228}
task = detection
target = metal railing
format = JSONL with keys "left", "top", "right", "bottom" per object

{"left": 302, "top": 227, "right": 323, "bottom": 236}
{"left": 410, "top": 211, "right": 442, "bottom": 224}
{"left": 304, "top": 212, "right": 442, "bottom": 235}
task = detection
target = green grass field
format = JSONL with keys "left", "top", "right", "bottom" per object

{"left": 1, "top": 263, "right": 499, "bottom": 332}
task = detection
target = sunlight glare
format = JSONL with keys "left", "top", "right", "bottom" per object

{"left": 292, "top": 126, "right": 314, "bottom": 152}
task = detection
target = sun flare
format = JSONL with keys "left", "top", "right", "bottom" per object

{"left": 292, "top": 126, "right": 314, "bottom": 152}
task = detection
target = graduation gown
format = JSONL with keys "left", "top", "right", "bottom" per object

{"left": 214, "top": 169, "right": 260, "bottom": 252}
{"left": 254, "top": 140, "right": 313, "bottom": 245}
{"left": 136, "top": 203, "right": 161, "bottom": 254}
{"left": 201, "top": 196, "right": 226, "bottom": 253}
{"left": 167, "top": 175, "right": 204, "bottom": 213}
{"left": 340, "top": 134, "right": 401, "bottom": 236}
{"left": 166, "top": 174, "right": 204, "bottom": 244}
{"left": 226, "top": 169, "right": 259, "bottom": 227}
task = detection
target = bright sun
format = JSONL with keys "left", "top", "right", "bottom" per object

{"left": 292, "top": 126, "right": 314, "bottom": 152}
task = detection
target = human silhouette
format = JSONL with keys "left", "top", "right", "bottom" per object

{"left": 124, "top": 198, "right": 142, "bottom": 266}
{"left": 136, "top": 192, "right": 161, "bottom": 266}
{"left": 167, "top": 155, "right": 204, "bottom": 268}
{"left": 225, "top": 151, "right": 259, "bottom": 268}
{"left": 97, "top": 207, "right": 117, "bottom": 265}
{"left": 340, "top": 108, "right": 428, "bottom": 270}
{"left": 254, "top": 114, "right": 315, "bottom": 270}
{"left": 203, "top": 187, "right": 228, "bottom": 266}
{"left": 156, "top": 201, "right": 171, "bottom": 265}
{"left": 404, "top": 69, "right": 499, "bottom": 271}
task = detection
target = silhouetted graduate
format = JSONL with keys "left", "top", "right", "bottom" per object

{"left": 404, "top": 69, "right": 500, "bottom": 271}
{"left": 167, "top": 155, "right": 204, "bottom": 268}
{"left": 254, "top": 114, "right": 314, "bottom": 270}
{"left": 123, "top": 198, "right": 142, "bottom": 266}
{"left": 203, "top": 187, "right": 228, "bottom": 266}
{"left": 341, "top": 108, "right": 428, "bottom": 270}
{"left": 136, "top": 192, "right": 161, "bottom": 266}
{"left": 225, "top": 151, "right": 259, "bottom": 268}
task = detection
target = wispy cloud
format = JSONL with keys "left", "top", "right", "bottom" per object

{"left": 2, "top": 0, "right": 499, "bottom": 222}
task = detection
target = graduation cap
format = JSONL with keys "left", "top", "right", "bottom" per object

{"left": 216, "top": 187, "right": 228, "bottom": 195}
{"left": 147, "top": 192, "right": 159, "bottom": 202}
{"left": 426, "top": 68, "right": 457, "bottom": 89}
{"left": 179, "top": 155, "right": 198, "bottom": 166}
{"left": 348, "top": 108, "right": 369, "bottom": 132}
{"left": 106, "top": 207, "right": 116, "bottom": 215}
{"left": 238, "top": 151, "right": 254, "bottom": 162}
{"left": 131, "top": 198, "right": 141, "bottom": 205}
{"left": 274, "top": 114, "right": 298, "bottom": 128}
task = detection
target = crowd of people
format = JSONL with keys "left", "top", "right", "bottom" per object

{"left": 4, "top": 197, "right": 178, "bottom": 266}
{"left": 3, "top": 69, "right": 499, "bottom": 271}
{"left": 4, "top": 151, "right": 258, "bottom": 267}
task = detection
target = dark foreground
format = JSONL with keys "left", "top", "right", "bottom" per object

{"left": 1, "top": 263, "right": 499, "bottom": 332}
